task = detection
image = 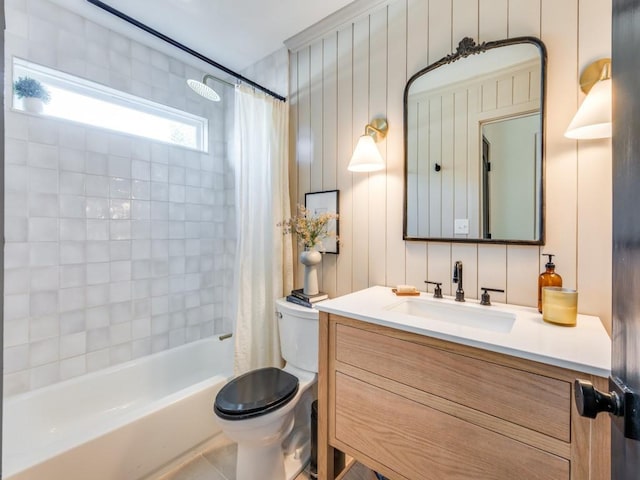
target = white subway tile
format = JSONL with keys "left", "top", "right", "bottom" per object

{"left": 132, "top": 159, "right": 150, "bottom": 181}
{"left": 5, "top": 344, "right": 30, "bottom": 373}
{"left": 30, "top": 337, "right": 59, "bottom": 367}
{"left": 151, "top": 163, "right": 168, "bottom": 183}
{"left": 60, "top": 148, "right": 86, "bottom": 173}
{"left": 109, "top": 155, "right": 131, "bottom": 178}
{"left": 110, "top": 281, "right": 131, "bottom": 303}
{"left": 151, "top": 280, "right": 169, "bottom": 301}
{"left": 110, "top": 220, "right": 131, "bottom": 240}
{"left": 6, "top": 138, "right": 28, "bottom": 165}
{"left": 110, "top": 177, "right": 131, "bottom": 199}
{"left": 85, "top": 175, "right": 110, "bottom": 197}
{"left": 6, "top": 165, "right": 29, "bottom": 193}
{"left": 59, "top": 287, "right": 85, "bottom": 313}
{"left": 109, "top": 343, "right": 132, "bottom": 364}
{"left": 132, "top": 180, "right": 150, "bottom": 200}
{"left": 30, "top": 242, "right": 59, "bottom": 266}
{"left": 85, "top": 197, "right": 110, "bottom": 219}
{"left": 169, "top": 185, "right": 185, "bottom": 203}
{"left": 59, "top": 171, "right": 85, "bottom": 195}
{"left": 86, "top": 152, "right": 108, "bottom": 174}
{"left": 29, "top": 167, "right": 58, "bottom": 194}
{"left": 60, "top": 219, "right": 86, "bottom": 241}
{"left": 86, "top": 349, "right": 110, "bottom": 373}
{"left": 86, "top": 131, "right": 109, "bottom": 154}
{"left": 59, "top": 195, "right": 86, "bottom": 218}
{"left": 109, "top": 199, "right": 131, "bottom": 220}
{"left": 28, "top": 193, "right": 57, "bottom": 217}
{"left": 151, "top": 220, "right": 169, "bottom": 239}
{"left": 59, "top": 355, "right": 86, "bottom": 381}
{"left": 131, "top": 338, "right": 151, "bottom": 359}
{"left": 5, "top": 268, "right": 30, "bottom": 295}
{"left": 60, "top": 310, "right": 86, "bottom": 335}
{"left": 28, "top": 117, "right": 58, "bottom": 146}
{"left": 87, "top": 262, "right": 110, "bottom": 285}
{"left": 29, "top": 315, "right": 59, "bottom": 342}
{"left": 86, "top": 284, "right": 109, "bottom": 308}
{"left": 4, "top": 371, "right": 30, "bottom": 397}
{"left": 6, "top": 217, "right": 28, "bottom": 242}
{"left": 151, "top": 182, "right": 169, "bottom": 201}
{"left": 30, "top": 291, "right": 58, "bottom": 317}
{"left": 110, "top": 240, "right": 131, "bottom": 261}
{"left": 86, "top": 327, "right": 110, "bottom": 352}
{"left": 58, "top": 123, "right": 85, "bottom": 150}
{"left": 60, "top": 265, "right": 85, "bottom": 288}
{"left": 86, "top": 219, "right": 110, "bottom": 241}
{"left": 59, "top": 241, "right": 85, "bottom": 265}
{"left": 30, "top": 362, "right": 59, "bottom": 390}
{"left": 110, "top": 322, "right": 131, "bottom": 345}
{"left": 30, "top": 266, "right": 59, "bottom": 291}
{"left": 151, "top": 201, "right": 169, "bottom": 220}
{"left": 86, "top": 305, "right": 110, "bottom": 329}
{"left": 5, "top": 293, "right": 29, "bottom": 322}
{"left": 28, "top": 217, "right": 58, "bottom": 242}
{"left": 60, "top": 332, "right": 87, "bottom": 359}
{"left": 28, "top": 142, "right": 59, "bottom": 170}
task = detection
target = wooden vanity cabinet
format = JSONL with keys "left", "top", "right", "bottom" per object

{"left": 318, "top": 313, "right": 610, "bottom": 480}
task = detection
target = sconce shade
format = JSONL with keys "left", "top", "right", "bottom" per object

{"left": 348, "top": 135, "right": 385, "bottom": 172}
{"left": 565, "top": 63, "right": 612, "bottom": 139}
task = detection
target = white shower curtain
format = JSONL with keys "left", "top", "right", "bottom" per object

{"left": 232, "top": 84, "right": 293, "bottom": 374}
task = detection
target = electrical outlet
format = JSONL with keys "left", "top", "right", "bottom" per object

{"left": 455, "top": 219, "right": 469, "bottom": 234}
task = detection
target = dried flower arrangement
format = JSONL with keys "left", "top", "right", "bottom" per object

{"left": 279, "top": 205, "right": 338, "bottom": 250}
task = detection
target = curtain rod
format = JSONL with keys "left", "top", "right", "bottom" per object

{"left": 86, "top": 0, "right": 287, "bottom": 102}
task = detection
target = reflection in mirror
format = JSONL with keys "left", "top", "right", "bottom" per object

{"left": 404, "top": 37, "right": 546, "bottom": 244}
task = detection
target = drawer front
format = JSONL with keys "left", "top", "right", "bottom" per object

{"left": 335, "top": 323, "right": 571, "bottom": 442}
{"left": 334, "top": 372, "right": 569, "bottom": 480}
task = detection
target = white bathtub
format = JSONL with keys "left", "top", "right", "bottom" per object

{"left": 2, "top": 336, "right": 234, "bottom": 480}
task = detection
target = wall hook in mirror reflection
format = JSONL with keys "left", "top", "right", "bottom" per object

{"left": 434, "top": 163, "right": 441, "bottom": 172}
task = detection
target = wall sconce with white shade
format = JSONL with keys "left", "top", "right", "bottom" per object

{"left": 565, "top": 58, "right": 612, "bottom": 139}
{"left": 348, "top": 118, "right": 388, "bottom": 172}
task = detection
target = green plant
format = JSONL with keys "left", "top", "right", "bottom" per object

{"left": 13, "top": 77, "right": 51, "bottom": 103}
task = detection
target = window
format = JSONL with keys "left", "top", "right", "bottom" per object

{"left": 12, "top": 58, "right": 208, "bottom": 152}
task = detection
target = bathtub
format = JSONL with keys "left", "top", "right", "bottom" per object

{"left": 2, "top": 336, "right": 234, "bottom": 480}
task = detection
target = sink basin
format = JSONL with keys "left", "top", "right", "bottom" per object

{"left": 385, "top": 298, "right": 516, "bottom": 333}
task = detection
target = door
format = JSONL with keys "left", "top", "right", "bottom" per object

{"left": 612, "top": 0, "right": 640, "bottom": 476}
{"left": 574, "top": 1, "right": 640, "bottom": 478}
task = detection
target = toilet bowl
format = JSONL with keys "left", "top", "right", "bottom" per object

{"left": 213, "top": 299, "right": 319, "bottom": 480}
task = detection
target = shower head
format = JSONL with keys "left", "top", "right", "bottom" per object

{"left": 187, "top": 76, "right": 221, "bottom": 102}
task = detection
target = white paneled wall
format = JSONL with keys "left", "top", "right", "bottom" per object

{"left": 288, "top": 0, "right": 612, "bottom": 332}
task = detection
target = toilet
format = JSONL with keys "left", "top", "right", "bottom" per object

{"left": 213, "top": 298, "right": 319, "bottom": 480}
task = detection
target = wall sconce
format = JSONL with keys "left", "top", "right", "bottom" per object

{"left": 565, "top": 58, "right": 612, "bottom": 139}
{"left": 347, "top": 118, "right": 388, "bottom": 172}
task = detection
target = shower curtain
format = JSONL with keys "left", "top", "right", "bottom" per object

{"left": 232, "top": 84, "right": 293, "bottom": 374}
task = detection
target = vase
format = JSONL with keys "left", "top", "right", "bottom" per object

{"left": 23, "top": 97, "right": 44, "bottom": 114}
{"left": 300, "top": 249, "right": 322, "bottom": 296}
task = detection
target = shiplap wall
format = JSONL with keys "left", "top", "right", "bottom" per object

{"left": 288, "top": 0, "right": 612, "bottom": 332}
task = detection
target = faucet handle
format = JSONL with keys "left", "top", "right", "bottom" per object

{"left": 480, "top": 287, "right": 505, "bottom": 306}
{"left": 424, "top": 281, "right": 443, "bottom": 299}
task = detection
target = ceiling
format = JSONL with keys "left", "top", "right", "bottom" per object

{"left": 51, "top": 0, "right": 356, "bottom": 72}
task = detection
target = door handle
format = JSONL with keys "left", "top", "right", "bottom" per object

{"left": 574, "top": 376, "right": 640, "bottom": 441}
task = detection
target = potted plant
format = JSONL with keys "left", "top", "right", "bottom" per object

{"left": 13, "top": 76, "right": 51, "bottom": 113}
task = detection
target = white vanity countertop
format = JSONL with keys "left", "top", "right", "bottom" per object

{"left": 316, "top": 286, "right": 611, "bottom": 377}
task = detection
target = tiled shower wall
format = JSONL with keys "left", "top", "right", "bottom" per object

{"left": 3, "top": 0, "right": 236, "bottom": 395}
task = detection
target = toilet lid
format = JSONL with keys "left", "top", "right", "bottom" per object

{"left": 214, "top": 367, "right": 299, "bottom": 420}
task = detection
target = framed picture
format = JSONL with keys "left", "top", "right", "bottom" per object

{"left": 305, "top": 189, "right": 339, "bottom": 254}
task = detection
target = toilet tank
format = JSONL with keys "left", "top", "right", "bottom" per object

{"left": 275, "top": 298, "right": 320, "bottom": 373}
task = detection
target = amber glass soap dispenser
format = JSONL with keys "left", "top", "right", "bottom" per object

{"left": 538, "top": 253, "right": 563, "bottom": 313}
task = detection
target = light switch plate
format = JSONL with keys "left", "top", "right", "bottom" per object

{"left": 455, "top": 219, "right": 469, "bottom": 234}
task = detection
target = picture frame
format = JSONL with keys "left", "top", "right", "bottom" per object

{"left": 305, "top": 189, "right": 339, "bottom": 254}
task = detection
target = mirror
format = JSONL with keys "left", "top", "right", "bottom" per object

{"left": 403, "top": 37, "right": 546, "bottom": 244}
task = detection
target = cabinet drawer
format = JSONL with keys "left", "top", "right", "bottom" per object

{"left": 335, "top": 323, "right": 571, "bottom": 442}
{"left": 335, "top": 372, "right": 569, "bottom": 480}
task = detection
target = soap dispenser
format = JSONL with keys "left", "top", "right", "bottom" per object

{"left": 538, "top": 253, "right": 563, "bottom": 313}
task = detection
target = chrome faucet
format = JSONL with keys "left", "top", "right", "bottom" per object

{"left": 453, "top": 261, "right": 465, "bottom": 302}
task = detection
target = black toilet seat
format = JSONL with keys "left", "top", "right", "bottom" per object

{"left": 214, "top": 367, "right": 299, "bottom": 420}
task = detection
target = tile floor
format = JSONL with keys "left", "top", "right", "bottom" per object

{"left": 155, "top": 434, "right": 311, "bottom": 480}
